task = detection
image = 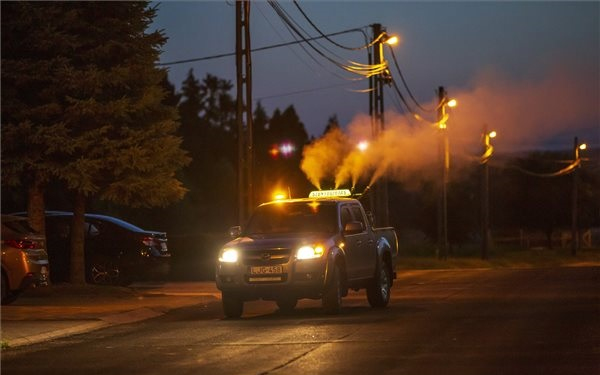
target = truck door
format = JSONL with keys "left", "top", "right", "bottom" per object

{"left": 341, "top": 204, "right": 371, "bottom": 280}
{"left": 351, "top": 204, "right": 376, "bottom": 277}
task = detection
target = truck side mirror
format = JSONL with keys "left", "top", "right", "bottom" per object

{"left": 344, "top": 221, "right": 363, "bottom": 235}
{"left": 229, "top": 226, "right": 242, "bottom": 238}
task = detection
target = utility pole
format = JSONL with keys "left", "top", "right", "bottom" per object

{"left": 437, "top": 86, "right": 449, "bottom": 260}
{"left": 571, "top": 136, "right": 579, "bottom": 256}
{"left": 236, "top": 0, "right": 253, "bottom": 224}
{"left": 370, "top": 23, "right": 389, "bottom": 227}
{"left": 480, "top": 125, "right": 491, "bottom": 260}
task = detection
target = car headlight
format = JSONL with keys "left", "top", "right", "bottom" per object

{"left": 219, "top": 248, "right": 239, "bottom": 263}
{"left": 296, "top": 245, "right": 324, "bottom": 260}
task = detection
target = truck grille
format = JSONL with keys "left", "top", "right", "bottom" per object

{"left": 243, "top": 247, "right": 292, "bottom": 266}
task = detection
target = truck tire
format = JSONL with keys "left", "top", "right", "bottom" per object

{"left": 367, "top": 261, "right": 391, "bottom": 308}
{"left": 222, "top": 292, "right": 243, "bottom": 319}
{"left": 276, "top": 296, "right": 298, "bottom": 313}
{"left": 322, "top": 264, "right": 342, "bottom": 314}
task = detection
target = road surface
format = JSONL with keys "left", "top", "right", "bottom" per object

{"left": 2, "top": 267, "right": 599, "bottom": 375}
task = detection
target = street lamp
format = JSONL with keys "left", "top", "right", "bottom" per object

{"left": 384, "top": 35, "right": 399, "bottom": 46}
{"left": 437, "top": 87, "right": 456, "bottom": 260}
{"left": 369, "top": 24, "right": 397, "bottom": 227}
{"left": 481, "top": 127, "right": 497, "bottom": 260}
{"left": 572, "top": 137, "right": 587, "bottom": 256}
{"left": 357, "top": 140, "right": 369, "bottom": 152}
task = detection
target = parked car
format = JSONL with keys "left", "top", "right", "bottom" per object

{"left": 14, "top": 211, "right": 171, "bottom": 285}
{"left": 1, "top": 215, "right": 50, "bottom": 304}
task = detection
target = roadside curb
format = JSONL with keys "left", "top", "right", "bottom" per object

{"left": 4, "top": 307, "right": 166, "bottom": 349}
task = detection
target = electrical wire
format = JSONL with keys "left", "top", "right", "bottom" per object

{"left": 269, "top": 1, "right": 361, "bottom": 82}
{"left": 267, "top": 0, "right": 387, "bottom": 79}
{"left": 255, "top": 81, "right": 363, "bottom": 101}
{"left": 292, "top": 0, "right": 373, "bottom": 51}
{"left": 509, "top": 159, "right": 581, "bottom": 178}
{"left": 256, "top": 1, "right": 319, "bottom": 77}
{"left": 157, "top": 28, "right": 374, "bottom": 66}
{"left": 388, "top": 75, "right": 440, "bottom": 126}
{"left": 387, "top": 44, "right": 435, "bottom": 113}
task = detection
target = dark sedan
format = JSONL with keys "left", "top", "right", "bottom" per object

{"left": 36, "top": 212, "right": 170, "bottom": 285}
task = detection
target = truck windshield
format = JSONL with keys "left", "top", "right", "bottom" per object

{"left": 245, "top": 201, "right": 337, "bottom": 235}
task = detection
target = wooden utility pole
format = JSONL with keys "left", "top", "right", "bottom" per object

{"left": 370, "top": 23, "right": 389, "bottom": 227}
{"left": 571, "top": 136, "right": 579, "bottom": 256}
{"left": 437, "top": 86, "right": 449, "bottom": 260}
{"left": 480, "top": 125, "right": 491, "bottom": 260}
{"left": 236, "top": 0, "right": 253, "bottom": 224}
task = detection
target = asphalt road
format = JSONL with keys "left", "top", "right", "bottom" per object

{"left": 2, "top": 267, "right": 599, "bottom": 375}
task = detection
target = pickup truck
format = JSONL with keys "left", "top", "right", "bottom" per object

{"left": 215, "top": 189, "right": 398, "bottom": 318}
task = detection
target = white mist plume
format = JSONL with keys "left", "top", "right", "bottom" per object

{"left": 301, "top": 65, "right": 598, "bottom": 190}
{"left": 300, "top": 127, "right": 350, "bottom": 190}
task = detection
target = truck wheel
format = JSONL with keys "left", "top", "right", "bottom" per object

{"left": 276, "top": 296, "right": 297, "bottom": 313}
{"left": 322, "top": 264, "right": 342, "bottom": 314}
{"left": 222, "top": 292, "right": 243, "bottom": 319}
{"left": 367, "top": 261, "right": 391, "bottom": 308}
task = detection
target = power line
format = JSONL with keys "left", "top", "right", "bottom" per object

{"left": 157, "top": 27, "right": 371, "bottom": 66}
{"left": 387, "top": 44, "right": 434, "bottom": 113}
{"left": 255, "top": 81, "right": 361, "bottom": 101}
{"left": 292, "top": 0, "right": 372, "bottom": 51}
{"left": 267, "top": 0, "right": 387, "bottom": 78}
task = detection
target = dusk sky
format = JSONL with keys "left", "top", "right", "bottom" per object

{"left": 151, "top": 1, "right": 599, "bottom": 154}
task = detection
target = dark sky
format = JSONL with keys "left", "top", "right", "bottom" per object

{"left": 151, "top": 1, "right": 599, "bottom": 152}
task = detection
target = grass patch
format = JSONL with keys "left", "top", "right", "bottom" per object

{"left": 397, "top": 248, "right": 600, "bottom": 270}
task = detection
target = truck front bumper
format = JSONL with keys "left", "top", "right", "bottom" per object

{"left": 216, "top": 258, "right": 328, "bottom": 301}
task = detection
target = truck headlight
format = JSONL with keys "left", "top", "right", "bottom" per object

{"left": 219, "top": 248, "right": 239, "bottom": 263}
{"left": 297, "top": 245, "right": 324, "bottom": 260}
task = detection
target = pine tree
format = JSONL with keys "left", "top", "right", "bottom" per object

{"left": 1, "top": 2, "right": 190, "bottom": 284}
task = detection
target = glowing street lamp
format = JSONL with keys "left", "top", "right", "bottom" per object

{"left": 572, "top": 137, "right": 587, "bottom": 256}
{"left": 481, "top": 126, "right": 497, "bottom": 260}
{"left": 357, "top": 140, "right": 369, "bottom": 152}
{"left": 384, "top": 35, "right": 399, "bottom": 46}
{"left": 436, "top": 87, "right": 456, "bottom": 260}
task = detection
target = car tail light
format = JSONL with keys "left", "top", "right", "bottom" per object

{"left": 142, "top": 236, "right": 156, "bottom": 247}
{"left": 6, "top": 239, "right": 38, "bottom": 249}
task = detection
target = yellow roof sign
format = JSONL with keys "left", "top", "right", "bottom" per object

{"left": 308, "top": 189, "right": 352, "bottom": 198}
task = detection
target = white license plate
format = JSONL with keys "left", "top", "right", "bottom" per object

{"left": 250, "top": 265, "right": 283, "bottom": 275}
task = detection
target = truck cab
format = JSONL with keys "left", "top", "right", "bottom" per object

{"left": 215, "top": 189, "right": 398, "bottom": 318}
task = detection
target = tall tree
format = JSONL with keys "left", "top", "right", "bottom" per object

{"left": 264, "top": 105, "right": 311, "bottom": 199}
{"left": 323, "top": 115, "right": 341, "bottom": 135}
{"left": 253, "top": 102, "right": 270, "bottom": 204}
{"left": 1, "top": 2, "right": 190, "bottom": 283}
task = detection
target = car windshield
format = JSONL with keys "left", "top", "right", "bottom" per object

{"left": 245, "top": 201, "right": 337, "bottom": 235}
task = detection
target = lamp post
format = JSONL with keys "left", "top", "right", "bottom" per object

{"left": 571, "top": 137, "right": 586, "bottom": 256}
{"left": 369, "top": 24, "right": 397, "bottom": 227}
{"left": 437, "top": 87, "right": 456, "bottom": 260}
{"left": 481, "top": 126, "right": 496, "bottom": 260}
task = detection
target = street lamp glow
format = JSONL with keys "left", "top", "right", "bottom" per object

{"left": 357, "top": 140, "right": 369, "bottom": 152}
{"left": 385, "top": 35, "right": 399, "bottom": 45}
{"left": 489, "top": 130, "right": 497, "bottom": 138}
{"left": 446, "top": 99, "right": 457, "bottom": 108}
{"left": 579, "top": 143, "right": 587, "bottom": 151}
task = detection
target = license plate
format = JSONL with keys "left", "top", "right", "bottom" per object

{"left": 160, "top": 242, "right": 167, "bottom": 251}
{"left": 250, "top": 265, "right": 283, "bottom": 275}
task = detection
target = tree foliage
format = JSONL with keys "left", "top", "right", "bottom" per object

{"left": 1, "top": 2, "right": 190, "bottom": 283}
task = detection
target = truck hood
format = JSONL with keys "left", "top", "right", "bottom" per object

{"left": 223, "top": 233, "right": 335, "bottom": 251}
